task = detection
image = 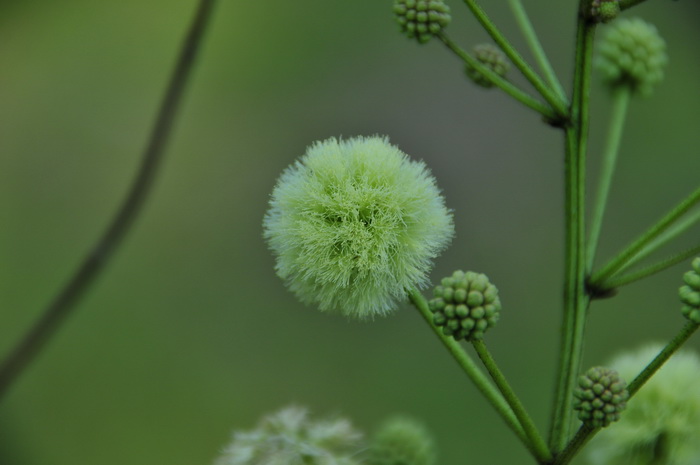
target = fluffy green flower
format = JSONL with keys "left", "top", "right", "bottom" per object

{"left": 214, "top": 406, "right": 363, "bottom": 465}
{"left": 596, "top": 17, "right": 668, "bottom": 96}
{"left": 587, "top": 345, "right": 700, "bottom": 465}
{"left": 367, "top": 416, "right": 437, "bottom": 465}
{"left": 263, "top": 136, "right": 454, "bottom": 319}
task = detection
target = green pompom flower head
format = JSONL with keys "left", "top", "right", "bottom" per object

{"left": 596, "top": 17, "right": 668, "bottom": 96}
{"left": 573, "top": 366, "right": 629, "bottom": 428}
{"left": 679, "top": 257, "right": 700, "bottom": 323}
{"left": 264, "top": 136, "right": 454, "bottom": 320}
{"left": 428, "top": 270, "right": 501, "bottom": 341}
{"left": 214, "top": 406, "right": 363, "bottom": 465}
{"left": 393, "top": 0, "right": 451, "bottom": 44}
{"left": 465, "top": 44, "right": 510, "bottom": 88}
{"left": 367, "top": 416, "right": 436, "bottom": 465}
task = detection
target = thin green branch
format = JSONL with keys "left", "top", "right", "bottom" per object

{"left": 460, "top": 0, "right": 569, "bottom": 118}
{"left": 554, "top": 322, "right": 700, "bottom": 465}
{"left": 627, "top": 321, "right": 700, "bottom": 395}
{"left": 437, "top": 33, "right": 556, "bottom": 120}
{"left": 590, "top": 185, "right": 700, "bottom": 287}
{"left": 0, "top": 0, "right": 218, "bottom": 401}
{"left": 407, "top": 289, "right": 536, "bottom": 457}
{"left": 615, "top": 209, "right": 700, "bottom": 277}
{"left": 596, "top": 244, "right": 700, "bottom": 292}
{"left": 472, "top": 340, "right": 552, "bottom": 463}
{"left": 587, "top": 87, "right": 631, "bottom": 271}
{"left": 507, "top": 0, "right": 568, "bottom": 102}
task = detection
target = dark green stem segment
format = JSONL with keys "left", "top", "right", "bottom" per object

{"left": 553, "top": 322, "right": 700, "bottom": 465}
{"left": 0, "top": 0, "right": 217, "bottom": 401}
{"left": 407, "top": 289, "right": 538, "bottom": 457}
{"left": 590, "top": 185, "right": 700, "bottom": 287}
{"left": 549, "top": 14, "right": 595, "bottom": 454}
{"left": 437, "top": 33, "right": 556, "bottom": 120}
{"left": 472, "top": 340, "right": 553, "bottom": 463}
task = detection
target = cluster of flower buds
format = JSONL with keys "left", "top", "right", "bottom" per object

{"left": 573, "top": 366, "right": 629, "bottom": 428}
{"left": 680, "top": 257, "right": 700, "bottom": 324}
{"left": 393, "top": 0, "right": 451, "bottom": 44}
{"left": 465, "top": 44, "right": 510, "bottom": 88}
{"left": 428, "top": 270, "right": 501, "bottom": 341}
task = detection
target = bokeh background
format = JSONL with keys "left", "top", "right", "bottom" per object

{"left": 1, "top": 0, "right": 699, "bottom": 464}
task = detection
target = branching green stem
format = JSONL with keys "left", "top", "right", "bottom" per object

{"left": 587, "top": 87, "right": 631, "bottom": 271}
{"left": 507, "top": 0, "right": 568, "bottom": 103}
{"left": 613, "top": 209, "right": 700, "bottom": 277}
{"left": 437, "top": 33, "right": 556, "bottom": 120}
{"left": 549, "top": 15, "right": 595, "bottom": 454}
{"left": 460, "top": 0, "right": 569, "bottom": 118}
{"left": 595, "top": 244, "right": 700, "bottom": 292}
{"left": 472, "top": 340, "right": 553, "bottom": 463}
{"left": 0, "top": 0, "right": 217, "bottom": 401}
{"left": 554, "top": 322, "right": 700, "bottom": 465}
{"left": 590, "top": 185, "right": 700, "bottom": 287}
{"left": 407, "top": 289, "right": 537, "bottom": 457}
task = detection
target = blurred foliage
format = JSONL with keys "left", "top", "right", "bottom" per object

{"left": 0, "top": 1, "right": 698, "bottom": 464}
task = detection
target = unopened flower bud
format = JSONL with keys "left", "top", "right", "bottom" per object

{"left": 680, "top": 257, "right": 700, "bottom": 324}
{"left": 573, "top": 366, "right": 629, "bottom": 428}
{"left": 465, "top": 44, "right": 510, "bottom": 88}
{"left": 596, "top": 18, "right": 668, "bottom": 96}
{"left": 428, "top": 270, "right": 500, "bottom": 341}
{"left": 589, "top": 0, "right": 620, "bottom": 24}
{"left": 394, "top": 0, "right": 451, "bottom": 44}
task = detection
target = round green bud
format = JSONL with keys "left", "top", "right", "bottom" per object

{"left": 589, "top": 0, "right": 620, "bottom": 24}
{"left": 573, "top": 366, "right": 629, "bottom": 428}
{"left": 428, "top": 270, "right": 501, "bottom": 341}
{"left": 394, "top": 0, "right": 451, "bottom": 44}
{"left": 680, "top": 257, "right": 700, "bottom": 324}
{"left": 367, "top": 416, "right": 436, "bottom": 465}
{"left": 465, "top": 43, "right": 510, "bottom": 88}
{"left": 263, "top": 136, "right": 454, "bottom": 320}
{"left": 596, "top": 18, "right": 668, "bottom": 96}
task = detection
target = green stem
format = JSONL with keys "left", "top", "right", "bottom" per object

{"left": 587, "top": 87, "right": 631, "bottom": 271}
{"left": 627, "top": 321, "right": 700, "bottom": 396}
{"left": 471, "top": 340, "right": 553, "bottom": 463}
{"left": 596, "top": 244, "right": 700, "bottom": 291}
{"left": 590, "top": 185, "right": 700, "bottom": 287}
{"left": 0, "top": 0, "right": 217, "bottom": 401}
{"left": 407, "top": 289, "right": 535, "bottom": 456}
{"left": 553, "top": 425, "right": 595, "bottom": 465}
{"left": 554, "top": 322, "right": 700, "bottom": 465}
{"left": 614, "top": 209, "right": 700, "bottom": 277}
{"left": 438, "top": 33, "right": 556, "bottom": 120}
{"left": 549, "top": 15, "right": 595, "bottom": 454}
{"left": 507, "top": 0, "right": 568, "bottom": 102}
{"left": 460, "top": 0, "right": 569, "bottom": 118}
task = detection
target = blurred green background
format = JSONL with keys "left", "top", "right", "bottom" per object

{"left": 1, "top": 0, "right": 699, "bottom": 464}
